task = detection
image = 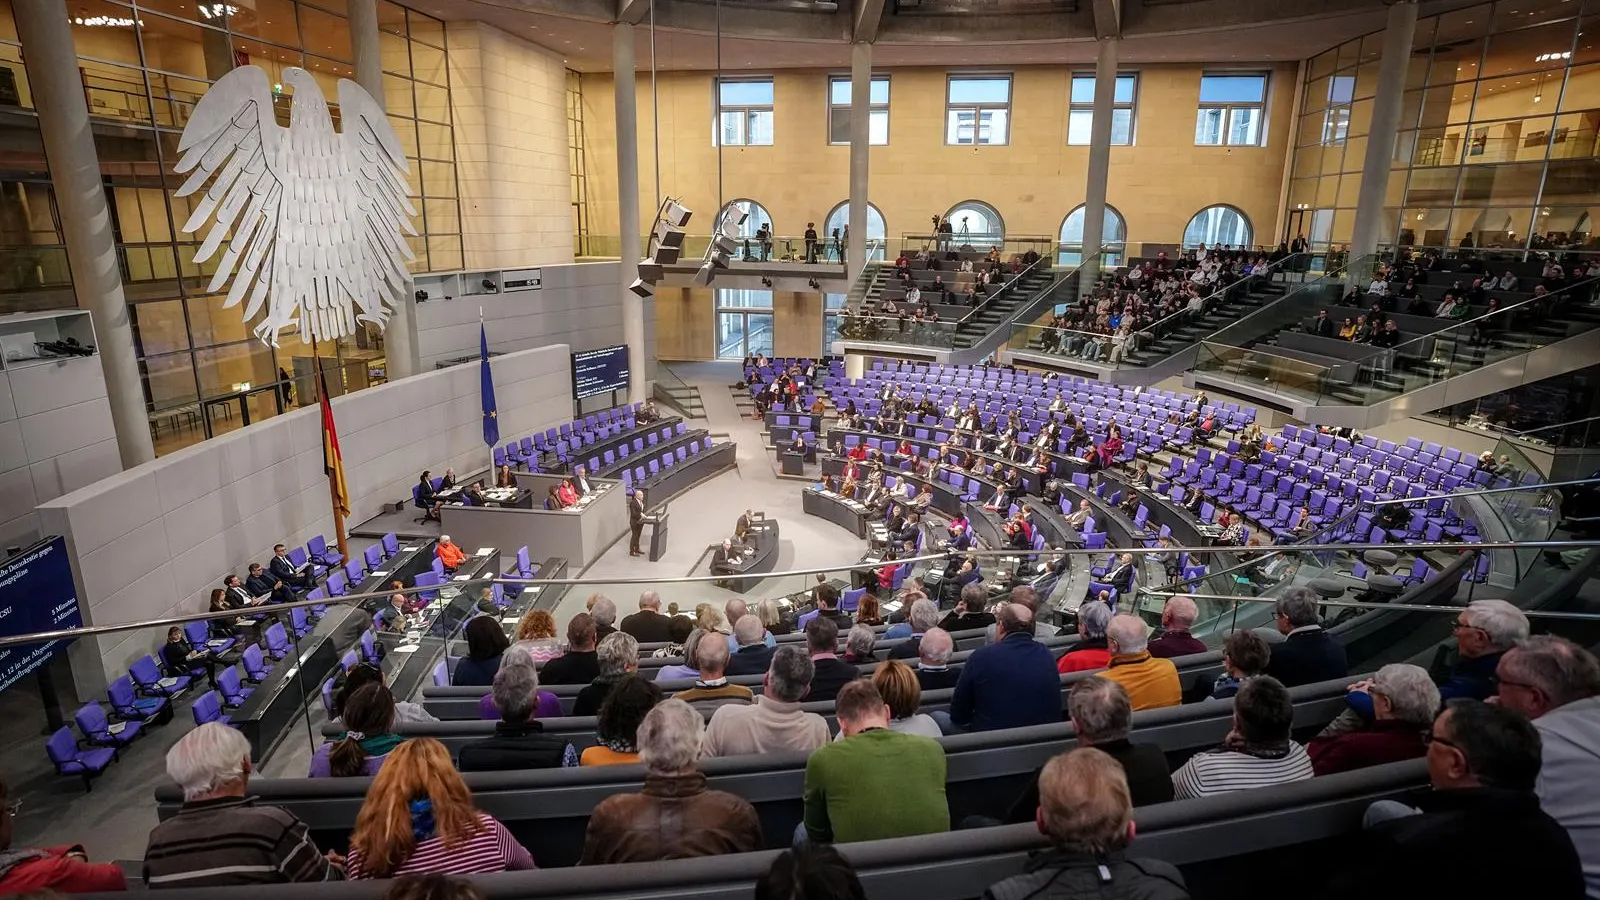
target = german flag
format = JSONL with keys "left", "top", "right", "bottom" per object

{"left": 319, "top": 369, "right": 350, "bottom": 517}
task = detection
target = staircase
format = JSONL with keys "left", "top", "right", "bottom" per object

{"left": 653, "top": 364, "right": 705, "bottom": 419}
{"left": 950, "top": 267, "right": 1057, "bottom": 349}
{"left": 1121, "top": 278, "right": 1289, "bottom": 366}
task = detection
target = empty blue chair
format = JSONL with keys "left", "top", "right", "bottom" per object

{"left": 361, "top": 630, "right": 381, "bottom": 664}
{"left": 326, "top": 571, "right": 349, "bottom": 596}
{"left": 415, "top": 571, "right": 443, "bottom": 603}
{"left": 341, "top": 650, "right": 359, "bottom": 672}
{"left": 75, "top": 701, "right": 142, "bottom": 748}
{"left": 289, "top": 605, "right": 312, "bottom": 638}
{"left": 264, "top": 622, "right": 291, "bottom": 660}
{"left": 382, "top": 532, "right": 400, "bottom": 557}
{"left": 364, "top": 544, "right": 383, "bottom": 572}
{"left": 841, "top": 587, "right": 866, "bottom": 612}
{"left": 107, "top": 675, "right": 168, "bottom": 722}
{"left": 130, "top": 655, "right": 190, "bottom": 698}
{"left": 45, "top": 726, "right": 116, "bottom": 791}
{"left": 306, "top": 586, "right": 328, "bottom": 617}
{"left": 344, "top": 559, "right": 366, "bottom": 585}
{"left": 307, "top": 534, "right": 343, "bottom": 568}
{"left": 217, "top": 665, "right": 253, "bottom": 707}
{"left": 321, "top": 678, "right": 338, "bottom": 716}
{"left": 185, "top": 619, "right": 235, "bottom": 656}
{"left": 192, "top": 690, "right": 230, "bottom": 727}
{"left": 432, "top": 660, "right": 451, "bottom": 687}
{"left": 241, "top": 643, "right": 271, "bottom": 681}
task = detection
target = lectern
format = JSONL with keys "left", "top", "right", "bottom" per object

{"left": 647, "top": 511, "right": 670, "bottom": 562}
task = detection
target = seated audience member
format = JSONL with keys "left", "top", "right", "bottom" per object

{"left": 1172, "top": 676, "right": 1312, "bottom": 799}
{"left": 939, "top": 583, "right": 998, "bottom": 633}
{"left": 1265, "top": 587, "right": 1348, "bottom": 687}
{"left": 581, "top": 700, "right": 762, "bottom": 864}
{"left": 1439, "top": 599, "right": 1528, "bottom": 702}
{"left": 726, "top": 614, "right": 779, "bottom": 676}
{"left": 1209, "top": 629, "right": 1271, "bottom": 700}
{"left": 458, "top": 649, "right": 578, "bottom": 772}
{"left": 539, "top": 613, "right": 600, "bottom": 685}
{"left": 804, "top": 616, "right": 858, "bottom": 702}
{"left": 376, "top": 592, "right": 410, "bottom": 633}
{"left": 269, "top": 543, "right": 313, "bottom": 589}
{"left": 581, "top": 675, "right": 663, "bottom": 766}
{"left": 161, "top": 625, "right": 219, "bottom": 688}
{"left": 652, "top": 628, "right": 706, "bottom": 683}
{"left": 0, "top": 778, "right": 126, "bottom": 891}
{"left": 841, "top": 624, "right": 878, "bottom": 665}
{"left": 332, "top": 662, "right": 436, "bottom": 726}
{"left": 758, "top": 598, "right": 793, "bottom": 636}
{"left": 1006, "top": 678, "right": 1174, "bottom": 824}
{"left": 1328, "top": 700, "right": 1583, "bottom": 900}
{"left": 544, "top": 485, "right": 565, "bottom": 509}
{"left": 245, "top": 563, "right": 294, "bottom": 605}
{"left": 983, "top": 749, "right": 1189, "bottom": 900}
{"left": 509, "top": 608, "right": 563, "bottom": 662}
{"left": 574, "top": 632, "right": 641, "bottom": 716}
{"left": 673, "top": 636, "right": 754, "bottom": 711}
{"left": 1147, "top": 596, "right": 1207, "bottom": 659}
{"left": 854, "top": 594, "right": 886, "bottom": 628}
{"left": 702, "top": 646, "right": 831, "bottom": 757}
{"left": 144, "top": 723, "right": 344, "bottom": 887}
{"left": 1058, "top": 602, "right": 1115, "bottom": 673}
{"left": 1491, "top": 635, "right": 1600, "bottom": 896}
{"left": 810, "top": 583, "right": 854, "bottom": 629}
{"left": 556, "top": 478, "right": 579, "bottom": 507}
{"left": 588, "top": 595, "right": 619, "bottom": 639}
{"left": 310, "top": 683, "right": 404, "bottom": 777}
{"left": 858, "top": 659, "right": 943, "bottom": 738}
{"left": 1308, "top": 664, "right": 1437, "bottom": 776}
{"left": 417, "top": 472, "right": 442, "bottom": 522}
{"left": 888, "top": 598, "right": 941, "bottom": 659}
{"left": 941, "top": 603, "right": 1062, "bottom": 734}
{"left": 756, "top": 846, "right": 867, "bottom": 900}
{"left": 451, "top": 616, "right": 510, "bottom": 688}
{"left": 434, "top": 534, "right": 467, "bottom": 573}
{"left": 803, "top": 680, "right": 949, "bottom": 844}
{"left": 915, "top": 627, "right": 961, "bottom": 691}
{"left": 345, "top": 739, "right": 535, "bottom": 878}
{"left": 723, "top": 598, "right": 776, "bottom": 652}
{"left": 1008, "top": 586, "right": 1058, "bottom": 639}
{"left": 620, "top": 590, "right": 675, "bottom": 643}
{"left": 1100, "top": 615, "right": 1181, "bottom": 711}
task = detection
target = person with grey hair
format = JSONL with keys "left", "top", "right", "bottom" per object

{"left": 888, "top": 598, "right": 943, "bottom": 660}
{"left": 620, "top": 590, "right": 674, "bottom": 643}
{"left": 1307, "top": 664, "right": 1437, "bottom": 776}
{"left": 674, "top": 633, "right": 754, "bottom": 711}
{"left": 1004, "top": 677, "right": 1174, "bottom": 824}
{"left": 1009, "top": 585, "right": 1058, "bottom": 638}
{"left": 590, "top": 595, "right": 619, "bottom": 639}
{"left": 723, "top": 597, "right": 777, "bottom": 653}
{"left": 1172, "top": 675, "right": 1312, "bottom": 798}
{"left": 1148, "top": 596, "right": 1206, "bottom": 659}
{"left": 702, "top": 645, "right": 831, "bottom": 757}
{"left": 459, "top": 648, "right": 579, "bottom": 772}
{"left": 143, "top": 723, "right": 345, "bottom": 886}
{"left": 1494, "top": 635, "right": 1600, "bottom": 896}
{"left": 1058, "top": 602, "right": 1115, "bottom": 673}
{"left": 916, "top": 627, "right": 960, "bottom": 691}
{"left": 843, "top": 624, "right": 878, "bottom": 665}
{"left": 580, "top": 700, "right": 762, "bottom": 864}
{"left": 939, "top": 582, "right": 997, "bottom": 633}
{"left": 654, "top": 628, "right": 707, "bottom": 682}
{"left": 1434, "top": 599, "right": 1529, "bottom": 703}
{"left": 574, "top": 631, "right": 639, "bottom": 716}
{"left": 938, "top": 603, "right": 1061, "bottom": 734}
{"left": 726, "top": 614, "right": 778, "bottom": 676}
{"left": 1100, "top": 614, "right": 1181, "bottom": 711}
{"left": 1266, "top": 586, "right": 1347, "bottom": 687}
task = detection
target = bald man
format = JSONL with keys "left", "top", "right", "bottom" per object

{"left": 1147, "top": 596, "right": 1206, "bottom": 659}
{"left": 724, "top": 597, "right": 776, "bottom": 653}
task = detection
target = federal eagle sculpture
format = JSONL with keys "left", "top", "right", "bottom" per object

{"left": 175, "top": 65, "right": 416, "bottom": 347}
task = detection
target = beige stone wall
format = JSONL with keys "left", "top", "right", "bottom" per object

{"left": 448, "top": 22, "right": 574, "bottom": 269}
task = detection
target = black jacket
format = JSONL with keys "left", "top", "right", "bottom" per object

{"left": 573, "top": 674, "right": 625, "bottom": 717}
{"left": 916, "top": 666, "right": 961, "bottom": 691}
{"left": 888, "top": 634, "right": 924, "bottom": 660}
{"left": 807, "top": 657, "right": 858, "bottom": 702}
{"left": 540, "top": 650, "right": 601, "bottom": 685}
{"left": 620, "top": 609, "right": 675, "bottom": 644}
{"left": 984, "top": 848, "right": 1189, "bottom": 900}
{"left": 1006, "top": 739, "right": 1174, "bottom": 824}
{"left": 457, "top": 720, "right": 574, "bottom": 772}
{"left": 725, "top": 644, "right": 777, "bottom": 677}
{"left": 1265, "top": 626, "right": 1348, "bottom": 687}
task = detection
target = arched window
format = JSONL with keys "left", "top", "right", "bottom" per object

{"left": 1058, "top": 204, "right": 1127, "bottom": 266}
{"left": 1183, "top": 205, "right": 1253, "bottom": 248}
{"left": 719, "top": 199, "right": 772, "bottom": 240}
{"left": 944, "top": 200, "right": 1004, "bottom": 244}
{"left": 824, "top": 202, "right": 888, "bottom": 262}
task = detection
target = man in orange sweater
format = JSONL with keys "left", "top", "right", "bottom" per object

{"left": 0, "top": 778, "right": 127, "bottom": 893}
{"left": 435, "top": 534, "right": 467, "bottom": 572}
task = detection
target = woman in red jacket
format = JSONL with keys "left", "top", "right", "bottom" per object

{"left": 0, "top": 778, "right": 126, "bottom": 893}
{"left": 1098, "top": 425, "right": 1125, "bottom": 470}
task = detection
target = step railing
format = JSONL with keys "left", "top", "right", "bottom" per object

{"left": 838, "top": 254, "right": 1055, "bottom": 351}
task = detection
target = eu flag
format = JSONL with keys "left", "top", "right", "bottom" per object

{"left": 479, "top": 322, "right": 499, "bottom": 447}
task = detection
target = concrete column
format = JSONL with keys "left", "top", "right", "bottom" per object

{"left": 348, "top": 0, "right": 418, "bottom": 381}
{"left": 1349, "top": 0, "right": 1418, "bottom": 268}
{"left": 1078, "top": 36, "right": 1118, "bottom": 297}
{"left": 846, "top": 43, "right": 870, "bottom": 281}
{"left": 614, "top": 24, "right": 645, "bottom": 404}
{"left": 15, "top": 0, "right": 154, "bottom": 467}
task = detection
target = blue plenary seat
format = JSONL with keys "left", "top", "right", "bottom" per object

{"left": 107, "top": 675, "right": 169, "bottom": 722}
{"left": 45, "top": 726, "right": 116, "bottom": 791}
{"left": 129, "top": 655, "right": 190, "bottom": 698}
{"left": 74, "top": 701, "right": 142, "bottom": 748}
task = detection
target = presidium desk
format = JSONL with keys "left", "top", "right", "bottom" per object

{"left": 441, "top": 473, "right": 627, "bottom": 568}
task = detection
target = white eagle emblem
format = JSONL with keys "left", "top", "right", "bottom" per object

{"left": 175, "top": 65, "right": 417, "bottom": 347}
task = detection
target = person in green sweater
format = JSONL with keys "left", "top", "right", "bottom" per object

{"left": 801, "top": 679, "right": 949, "bottom": 844}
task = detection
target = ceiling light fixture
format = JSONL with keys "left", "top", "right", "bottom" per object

{"left": 71, "top": 14, "right": 141, "bottom": 26}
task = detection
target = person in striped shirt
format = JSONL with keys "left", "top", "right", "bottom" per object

{"left": 345, "top": 738, "right": 535, "bottom": 878}
{"left": 1171, "top": 676, "right": 1313, "bottom": 799}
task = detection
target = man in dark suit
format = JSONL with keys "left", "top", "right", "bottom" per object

{"left": 244, "top": 563, "right": 294, "bottom": 605}
{"left": 734, "top": 509, "right": 754, "bottom": 542}
{"left": 726, "top": 615, "right": 778, "bottom": 676}
{"left": 628, "top": 488, "right": 646, "bottom": 557}
{"left": 574, "top": 465, "right": 595, "bottom": 497}
{"left": 619, "top": 590, "right": 674, "bottom": 643}
{"left": 810, "top": 583, "right": 853, "bottom": 630}
{"left": 221, "top": 574, "right": 259, "bottom": 609}
{"left": 711, "top": 539, "right": 746, "bottom": 576}
{"left": 1265, "top": 587, "right": 1349, "bottom": 687}
{"left": 1311, "top": 309, "right": 1335, "bottom": 338}
{"left": 1103, "top": 553, "right": 1137, "bottom": 595}
{"left": 804, "top": 616, "right": 856, "bottom": 702}
{"left": 268, "top": 543, "right": 312, "bottom": 589}
{"left": 889, "top": 598, "right": 940, "bottom": 661}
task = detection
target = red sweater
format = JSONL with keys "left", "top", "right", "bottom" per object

{"left": 1058, "top": 644, "right": 1112, "bottom": 673}
{"left": 1307, "top": 718, "right": 1428, "bottom": 776}
{"left": 0, "top": 846, "right": 128, "bottom": 893}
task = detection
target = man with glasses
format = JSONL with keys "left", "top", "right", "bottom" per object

{"left": 1336, "top": 700, "right": 1582, "bottom": 899}
{"left": 0, "top": 778, "right": 127, "bottom": 892}
{"left": 1441, "top": 599, "right": 1528, "bottom": 702}
{"left": 1493, "top": 635, "right": 1600, "bottom": 898}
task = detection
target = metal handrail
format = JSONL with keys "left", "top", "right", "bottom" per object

{"left": 1129, "top": 252, "right": 1313, "bottom": 348}
{"left": 1510, "top": 413, "right": 1600, "bottom": 439}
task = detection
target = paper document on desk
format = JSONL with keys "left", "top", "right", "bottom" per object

{"left": 371, "top": 571, "right": 389, "bottom": 578}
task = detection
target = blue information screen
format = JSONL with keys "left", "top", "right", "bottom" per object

{"left": 572, "top": 345, "right": 631, "bottom": 400}
{"left": 0, "top": 537, "right": 83, "bottom": 693}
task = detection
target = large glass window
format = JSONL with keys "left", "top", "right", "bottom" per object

{"left": 1067, "top": 73, "right": 1137, "bottom": 145}
{"left": 946, "top": 75, "right": 1010, "bottom": 145}
{"left": 944, "top": 200, "right": 1005, "bottom": 243}
{"left": 715, "top": 289, "right": 774, "bottom": 360}
{"left": 716, "top": 78, "right": 774, "bottom": 146}
{"left": 1058, "top": 204, "right": 1127, "bottom": 266}
{"left": 828, "top": 75, "right": 889, "bottom": 145}
{"left": 1183, "top": 205, "right": 1253, "bottom": 248}
{"left": 1321, "top": 75, "right": 1356, "bottom": 144}
{"left": 1196, "top": 73, "right": 1268, "bottom": 146}
{"left": 823, "top": 201, "right": 887, "bottom": 262}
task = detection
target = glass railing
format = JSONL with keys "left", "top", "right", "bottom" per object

{"left": 896, "top": 233, "right": 1055, "bottom": 260}
{"left": 1378, "top": 243, "right": 1600, "bottom": 268}
{"left": 570, "top": 234, "right": 889, "bottom": 266}
{"left": 1497, "top": 414, "right": 1600, "bottom": 450}
{"left": 840, "top": 253, "right": 1059, "bottom": 350}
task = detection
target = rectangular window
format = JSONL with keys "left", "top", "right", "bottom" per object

{"left": 715, "top": 78, "right": 774, "bottom": 146}
{"left": 1066, "top": 73, "right": 1137, "bottom": 145}
{"left": 1195, "top": 73, "right": 1268, "bottom": 146}
{"left": 828, "top": 76, "right": 889, "bottom": 145}
{"left": 946, "top": 75, "right": 1011, "bottom": 146}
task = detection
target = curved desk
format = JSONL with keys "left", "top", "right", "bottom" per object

{"left": 710, "top": 519, "right": 781, "bottom": 593}
{"left": 802, "top": 487, "right": 868, "bottom": 538}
